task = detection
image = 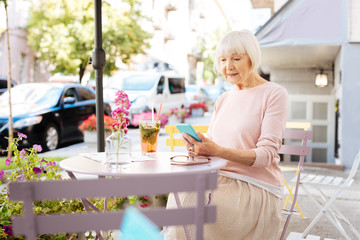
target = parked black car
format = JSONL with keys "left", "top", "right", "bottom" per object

{"left": 0, "top": 82, "right": 111, "bottom": 152}
{"left": 0, "top": 77, "right": 17, "bottom": 95}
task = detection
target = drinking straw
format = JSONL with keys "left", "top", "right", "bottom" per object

{"left": 151, "top": 102, "right": 154, "bottom": 122}
{"left": 156, "top": 103, "right": 163, "bottom": 123}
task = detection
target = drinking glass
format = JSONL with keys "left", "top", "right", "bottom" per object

{"left": 139, "top": 120, "right": 160, "bottom": 157}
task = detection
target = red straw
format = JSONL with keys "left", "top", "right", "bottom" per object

{"left": 156, "top": 103, "right": 163, "bottom": 122}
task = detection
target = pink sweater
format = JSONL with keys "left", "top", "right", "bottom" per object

{"left": 207, "top": 82, "right": 288, "bottom": 187}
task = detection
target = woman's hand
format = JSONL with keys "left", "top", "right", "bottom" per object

{"left": 182, "top": 132, "right": 221, "bottom": 157}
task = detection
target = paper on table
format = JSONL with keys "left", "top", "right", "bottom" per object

{"left": 80, "top": 152, "right": 157, "bottom": 163}
{"left": 80, "top": 152, "right": 105, "bottom": 163}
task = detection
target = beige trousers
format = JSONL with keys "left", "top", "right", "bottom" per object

{"left": 163, "top": 175, "right": 282, "bottom": 240}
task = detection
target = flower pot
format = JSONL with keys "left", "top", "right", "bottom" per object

{"left": 84, "top": 131, "right": 111, "bottom": 146}
{"left": 191, "top": 108, "right": 204, "bottom": 117}
{"left": 105, "top": 132, "right": 132, "bottom": 168}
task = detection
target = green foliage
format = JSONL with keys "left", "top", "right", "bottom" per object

{"left": 0, "top": 0, "right": 8, "bottom": 7}
{"left": 197, "top": 27, "right": 230, "bottom": 84}
{"left": 0, "top": 134, "right": 164, "bottom": 239}
{"left": 26, "top": 0, "right": 152, "bottom": 81}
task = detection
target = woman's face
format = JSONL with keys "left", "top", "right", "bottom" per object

{"left": 219, "top": 53, "right": 252, "bottom": 85}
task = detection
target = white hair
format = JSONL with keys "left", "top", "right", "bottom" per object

{"left": 213, "top": 30, "right": 261, "bottom": 74}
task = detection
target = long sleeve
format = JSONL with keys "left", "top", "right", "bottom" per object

{"left": 252, "top": 86, "right": 288, "bottom": 167}
{"left": 208, "top": 82, "right": 288, "bottom": 186}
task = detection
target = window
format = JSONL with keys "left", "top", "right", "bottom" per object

{"left": 312, "top": 148, "right": 327, "bottom": 163}
{"left": 157, "top": 77, "right": 165, "bottom": 94}
{"left": 0, "top": 79, "right": 7, "bottom": 89}
{"left": 313, "top": 102, "right": 328, "bottom": 120}
{"left": 64, "top": 88, "right": 77, "bottom": 100}
{"left": 78, "top": 87, "right": 95, "bottom": 101}
{"left": 291, "top": 102, "right": 306, "bottom": 119}
{"left": 168, "top": 77, "right": 185, "bottom": 94}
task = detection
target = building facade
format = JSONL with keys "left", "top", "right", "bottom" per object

{"left": 0, "top": 0, "right": 50, "bottom": 83}
{"left": 252, "top": 0, "right": 360, "bottom": 169}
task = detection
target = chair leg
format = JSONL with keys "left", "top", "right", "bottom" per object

{"left": 174, "top": 192, "right": 191, "bottom": 240}
{"left": 283, "top": 178, "right": 306, "bottom": 219}
{"left": 301, "top": 185, "right": 353, "bottom": 240}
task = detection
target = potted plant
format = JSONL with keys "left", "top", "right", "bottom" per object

{"left": 0, "top": 133, "right": 162, "bottom": 239}
{"left": 0, "top": 133, "right": 80, "bottom": 239}
{"left": 105, "top": 90, "right": 132, "bottom": 168}
{"left": 132, "top": 111, "right": 169, "bottom": 127}
{"left": 78, "top": 114, "right": 116, "bottom": 146}
{"left": 166, "top": 107, "right": 190, "bottom": 124}
{"left": 189, "top": 103, "right": 208, "bottom": 117}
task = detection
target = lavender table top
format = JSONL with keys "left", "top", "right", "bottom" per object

{"left": 59, "top": 152, "right": 226, "bottom": 177}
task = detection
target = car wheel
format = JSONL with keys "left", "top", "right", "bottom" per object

{"left": 43, "top": 123, "right": 59, "bottom": 151}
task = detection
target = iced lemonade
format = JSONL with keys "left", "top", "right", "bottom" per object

{"left": 140, "top": 121, "right": 160, "bottom": 155}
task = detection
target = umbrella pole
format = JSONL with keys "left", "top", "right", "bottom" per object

{"left": 92, "top": 0, "right": 106, "bottom": 152}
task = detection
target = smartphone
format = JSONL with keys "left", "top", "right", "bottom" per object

{"left": 176, "top": 123, "right": 202, "bottom": 142}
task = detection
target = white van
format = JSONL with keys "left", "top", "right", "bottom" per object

{"left": 119, "top": 72, "right": 186, "bottom": 122}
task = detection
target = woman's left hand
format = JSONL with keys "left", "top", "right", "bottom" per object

{"left": 182, "top": 132, "right": 221, "bottom": 157}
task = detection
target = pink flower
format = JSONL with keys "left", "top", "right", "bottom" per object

{"left": 17, "top": 174, "right": 25, "bottom": 181}
{"left": 0, "top": 169, "right": 4, "bottom": 179}
{"left": 114, "top": 90, "right": 132, "bottom": 110}
{"left": 111, "top": 90, "right": 131, "bottom": 135}
{"left": 41, "top": 158, "right": 47, "bottom": 163}
{"left": 4, "top": 225, "right": 13, "bottom": 236}
{"left": 33, "top": 167, "right": 42, "bottom": 174}
{"left": 5, "top": 157, "right": 11, "bottom": 166}
{"left": 17, "top": 132, "right": 27, "bottom": 140}
{"left": 112, "top": 122, "right": 119, "bottom": 132}
{"left": 33, "top": 144, "right": 42, "bottom": 152}
{"left": 19, "top": 149, "right": 26, "bottom": 158}
{"left": 46, "top": 161, "right": 56, "bottom": 167}
{"left": 112, "top": 107, "right": 129, "bottom": 119}
{"left": 140, "top": 202, "right": 149, "bottom": 208}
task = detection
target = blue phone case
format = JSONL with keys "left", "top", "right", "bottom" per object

{"left": 176, "top": 124, "right": 202, "bottom": 142}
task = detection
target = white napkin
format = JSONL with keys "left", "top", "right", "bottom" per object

{"left": 80, "top": 152, "right": 156, "bottom": 162}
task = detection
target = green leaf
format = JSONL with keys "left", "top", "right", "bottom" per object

{"left": 26, "top": 0, "right": 152, "bottom": 82}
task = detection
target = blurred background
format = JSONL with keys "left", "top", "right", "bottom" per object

{"left": 1, "top": 0, "right": 360, "bottom": 170}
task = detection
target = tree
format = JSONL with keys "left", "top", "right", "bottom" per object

{"left": 26, "top": 0, "right": 152, "bottom": 82}
{"left": 0, "top": 0, "right": 14, "bottom": 158}
{"left": 198, "top": 27, "right": 229, "bottom": 84}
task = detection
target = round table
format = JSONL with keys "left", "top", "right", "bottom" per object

{"left": 59, "top": 152, "right": 227, "bottom": 178}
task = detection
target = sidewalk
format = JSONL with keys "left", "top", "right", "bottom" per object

{"left": 38, "top": 112, "right": 360, "bottom": 239}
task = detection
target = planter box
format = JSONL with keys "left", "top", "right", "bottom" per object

{"left": 84, "top": 131, "right": 111, "bottom": 146}
{"left": 191, "top": 108, "right": 204, "bottom": 117}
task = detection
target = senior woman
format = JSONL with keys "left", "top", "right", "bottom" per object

{"left": 164, "top": 30, "right": 288, "bottom": 240}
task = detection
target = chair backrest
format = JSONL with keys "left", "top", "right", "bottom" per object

{"left": 165, "top": 125, "right": 209, "bottom": 152}
{"left": 9, "top": 171, "right": 218, "bottom": 240}
{"left": 278, "top": 129, "right": 312, "bottom": 157}
{"left": 279, "top": 128, "right": 313, "bottom": 240}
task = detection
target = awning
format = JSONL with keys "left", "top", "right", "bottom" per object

{"left": 255, "top": 0, "right": 343, "bottom": 71}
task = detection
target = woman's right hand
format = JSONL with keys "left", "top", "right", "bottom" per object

{"left": 182, "top": 132, "right": 221, "bottom": 157}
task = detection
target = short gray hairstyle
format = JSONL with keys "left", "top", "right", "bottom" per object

{"left": 213, "top": 30, "right": 261, "bottom": 74}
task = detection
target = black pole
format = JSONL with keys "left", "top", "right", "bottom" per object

{"left": 92, "top": 0, "right": 106, "bottom": 152}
